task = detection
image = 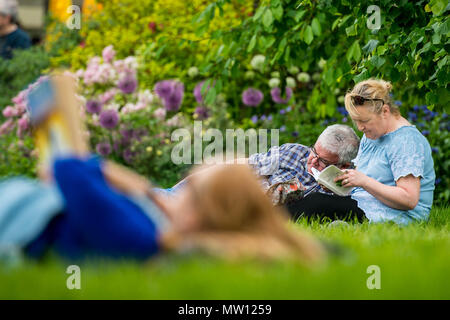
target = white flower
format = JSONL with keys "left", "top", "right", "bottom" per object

{"left": 166, "top": 114, "right": 181, "bottom": 127}
{"left": 286, "top": 77, "right": 296, "bottom": 88}
{"left": 268, "top": 78, "right": 280, "bottom": 88}
{"left": 138, "top": 89, "right": 154, "bottom": 105}
{"left": 107, "top": 102, "right": 120, "bottom": 112}
{"left": 124, "top": 56, "right": 138, "bottom": 71}
{"left": 297, "top": 72, "right": 311, "bottom": 83}
{"left": 270, "top": 71, "right": 280, "bottom": 78}
{"left": 187, "top": 66, "right": 199, "bottom": 78}
{"left": 288, "top": 66, "right": 300, "bottom": 75}
{"left": 312, "top": 72, "right": 321, "bottom": 82}
{"left": 153, "top": 107, "right": 166, "bottom": 120}
{"left": 244, "top": 70, "right": 255, "bottom": 79}
{"left": 250, "top": 54, "right": 265, "bottom": 71}
{"left": 318, "top": 58, "right": 326, "bottom": 70}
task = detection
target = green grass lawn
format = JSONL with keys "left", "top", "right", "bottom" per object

{"left": 1, "top": 207, "right": 449, "bottom": 299}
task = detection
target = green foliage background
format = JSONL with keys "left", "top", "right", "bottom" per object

{"left": 0, "top": 0, "right": 448, "bottom": 203}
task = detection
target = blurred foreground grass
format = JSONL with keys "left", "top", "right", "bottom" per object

{"left": 1, "top": 207, "right": 449, "bottom": 299}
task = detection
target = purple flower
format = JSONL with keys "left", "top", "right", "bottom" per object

{"left": 337, "top": 106, "right": 348, "bottom": 116}
{"left": 99, "top": 109, "right": 119, "bottom": 129}
{"left": 250, "top": 115, "right": 258, "bottom": 124}
{"left": 194, "top": 80, "right": 215, "bottom": 104}
{"left": 421, "top": 130, "right": 430, "bottom": 136}
{"left": 286, "top": 106, "right": 292, "bottom": 112}
{"left": 260, "top": 115, "right": 266, "bottom": 121}
{"left": 96, "top": 142, "right": 112, "bottom": 156}
{"left": 394, "top": 100, "right": 402, "bottom": 106}
{"left": 118, "top": 75, "right": 138, "bottom": 94}
{"left": 271, "top": 87, "right": 293, "bottom": 104}
{"left": 267, "top": 115, "right": 273, "bottom": 121}
{"left": 133, "top": 128, "right": 148, "bottom": 141}
{"left": 280, "top": 125, "right": 286, "bottom": 132}
{"left": 86, "top": 100, "right": 103, "bottom": 114}
{"left": 194, "top": 106, "right": 210, "bottom": 120}
{"left": 120, "top": 128, "right": 134, "bottom": 145}
{"left": 435, "top": 178, "right": 441, "bottom": 185}
{"left": 155, "top": 80, "right": 175, "bottom": 100}
{"left": 342, "top": 117, "right": 348, "bottom": 123}
{"left": 163, "top": 82, "right": 184, "bottom": 111}
{"left": 413, "top": 105, "right": 420, "bottom": 112}
{"left": 408, "top": 112, "right": 418, "bottom": 122}
{"left": 291, "top": 131, "right": 299, "bottom": 137}
{"left": 242, "top": 88, "right": 264, "bottom": 107}
{"left": 431, "top": 147, "right": 438, "bottom": 153}
{"left": 123, "top": 148, "right": 135, "bottom": 164}
{"left": 279, "top": 109, "right": 286, "bottom": 115}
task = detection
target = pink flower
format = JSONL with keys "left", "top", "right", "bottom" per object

{"left": 153, "top": 107, "right": 166, "bottom": 120}
{"left": 0, "top": 119, "right": 15, "bottom": 135}
{"left": 102, "top": 45, "right": 116, "bottom": 63}
{"left": 99, "top": 88, "right": 118, "bottom": 104}
{"left": 2, "top": 106, "right": 17, "bottom": 118}
{"left": 17, "top": 115, "right": 29, "bottom": 136}
{"left": 12, "top": 91, "right": 25, "bottom": 105}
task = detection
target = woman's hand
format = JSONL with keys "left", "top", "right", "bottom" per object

{"left": 335, "top": 169, "right": 369, "bottom": 188}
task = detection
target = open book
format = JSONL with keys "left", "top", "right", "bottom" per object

{"left": 310, "top": 165, "right": 354, "bottom": 196}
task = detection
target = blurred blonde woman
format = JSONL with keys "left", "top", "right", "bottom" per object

{"left": 159, "top": 164, "right": 325, "bottom": 262}
{"left": 1, "top": 75, "right": 325, "bottom": 264}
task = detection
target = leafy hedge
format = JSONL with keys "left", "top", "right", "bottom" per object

{"left": 193, "top": 0, "right": 449, "bottom": 117}
{"left": 0, "top": 46, "right": 50, "bottom": 113}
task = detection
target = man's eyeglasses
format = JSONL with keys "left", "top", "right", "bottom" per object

{"left": 351, "top": 95, "right": 384, "bottom": 106}
{"left": 309, "top": 145, "right": 337, "bottom": 168}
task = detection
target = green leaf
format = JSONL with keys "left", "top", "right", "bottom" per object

{"left": 354, "top": 68, "right": 369, "bottom": 83}
{"left": 345, "top": 24, "right": 357, "bottom": 36}
{"left": 304, "top": 25, "right": 314, "bottom": 45}
{"left": 294, "top": 10, "right": 306, "bottom": 22}
{"left": 311, "top": 18, "right": 322, "bottom": 36}
{"left": 377, "top": 45, "right": 388, "bottom": 56}
{"left": 262, "top": 9, "right": 274, "bottom": 28}
{"left": 431, "top": 0, "right": 448, "bottom": 16}
{"left": 346, "top": 41, "right": 361, "bottom": 62}
{"left": 370, "top": 55, "right": 386, "bottom": 69}
{"left": 362, "top": 39, "right": 379, "bottom": 54}
{"left": 272, "top": 5, "right": 283, "bottom": 21}
{"left": 247, "top": 34, "right": 257, "bottom": 52}
{"left": 253, "top": 6, "right": 266, "bottom": 21}
{"left": 332, "top": 18, "right": 340, "bottom": 31}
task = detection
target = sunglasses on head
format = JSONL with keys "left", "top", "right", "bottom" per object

{"left": 351, "top": 95, "right": 385, "bottom": 106}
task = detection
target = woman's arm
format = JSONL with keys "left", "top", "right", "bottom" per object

{"left": 102, "top": 160, "right": 153, "bottom": 195}
{"left": 336, "top": 170, "right": 421, "bottom": 211}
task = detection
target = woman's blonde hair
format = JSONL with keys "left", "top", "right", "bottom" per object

{"left": 344, "top": 79, "right": 399, "bottom": 119}
{"left": 160, "top": 164, "right": 325, "bottom": 264}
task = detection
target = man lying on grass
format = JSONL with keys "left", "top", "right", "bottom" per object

{"left": 158, "top": 124, "right": 361, "bottom": 220}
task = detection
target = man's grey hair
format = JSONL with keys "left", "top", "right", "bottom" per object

{"left": 316, "top": 124, "right": 360, "bottom": 164}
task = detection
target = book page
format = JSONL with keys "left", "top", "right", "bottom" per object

{"left": 317, "top": 165, "right": 354, "bottom": 196}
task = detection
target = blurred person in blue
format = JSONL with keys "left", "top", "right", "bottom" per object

{"left": 0, "top": 0, "right": 31, "bottom": 60}
{"left": 0, "top": 75, "right": 325, "bottom": 265}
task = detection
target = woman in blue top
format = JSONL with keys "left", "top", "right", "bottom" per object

{"left": 286, "top": 79, "right": 435, "bottom": 225}
{"left": 336, "top": 79, "right": 435, "bottom": 224}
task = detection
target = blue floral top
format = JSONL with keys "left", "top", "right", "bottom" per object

{"left": 351, "top": 126, "right": 435, "bottom": 224}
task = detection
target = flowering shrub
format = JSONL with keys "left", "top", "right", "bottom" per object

{"left": 0, "top": 45, "right": 237, "bottom": 186}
